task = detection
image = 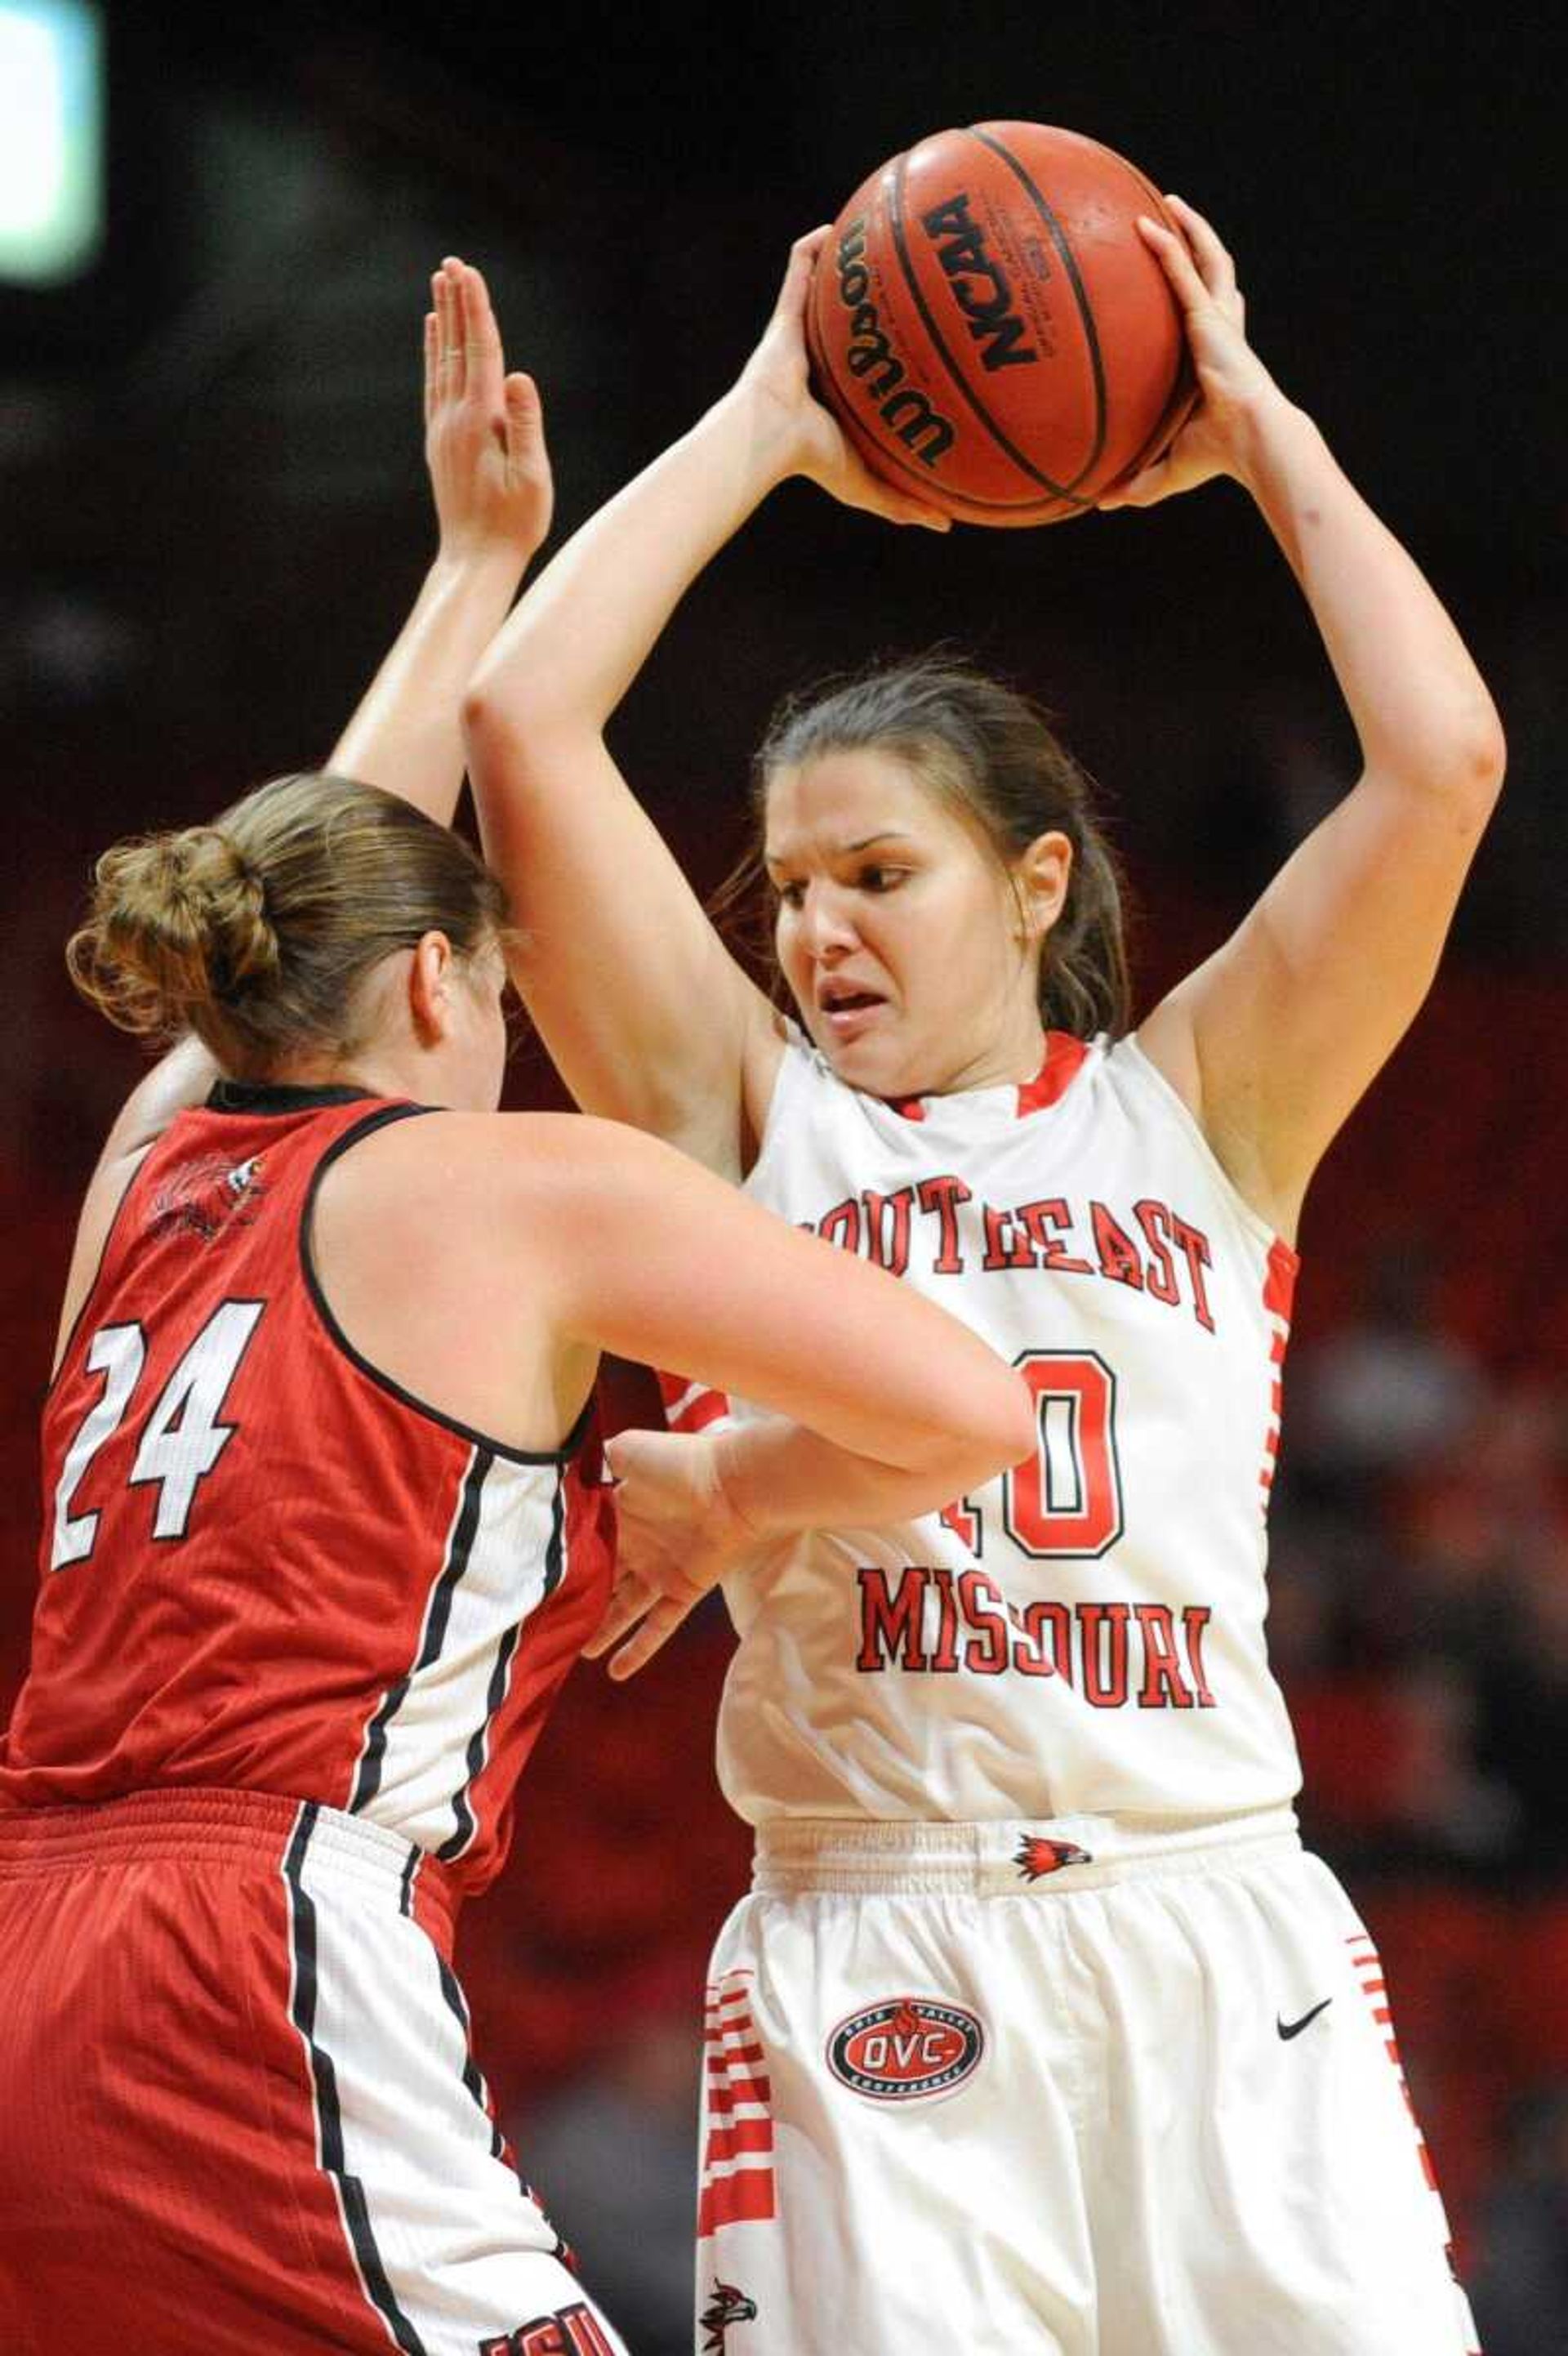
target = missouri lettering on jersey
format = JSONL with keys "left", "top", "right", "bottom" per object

{"left": 2, "top": 1082, "right": 614, "bottom": 1893}
{"left": 667, "top": 1031, "right": 1303, "bottom": 1827}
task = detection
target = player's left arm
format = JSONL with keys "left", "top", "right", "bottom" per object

{"left": 1119, "top": 200, "right": 1505, "bottom": 1236}
{"left": 62, "top": 260, "right": 553, "bottom": 1322}
{"left": 325, "top": 254, "right": 552, "bottom": 818}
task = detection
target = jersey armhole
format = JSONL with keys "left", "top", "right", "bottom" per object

{"left": 742, "top": 1022, "right": 817, "bottom": 1203}
{"left": 47, "top": 1145, "right": 160, "bottom": 1397}
{"left": 1119, "top": 1033, "right": 1300, "bottom": 1275}
{"left": 299, "top": 1104, "right": 595, "bottom": 1470}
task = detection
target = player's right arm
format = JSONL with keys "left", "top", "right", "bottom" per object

{"left": 462, "top": 231, "right": 946, "bottom": 1178}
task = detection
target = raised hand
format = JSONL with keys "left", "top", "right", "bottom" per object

{"left": 583, "top": 1426, "right": 761, "bottom": 1680}
{"left": 1098, "top": 196, "right": 1284, "bottom": 511}
{"left": 425, "top": 256, "right": 554, "bottom": 561}
{"left": 737, "top": 230, "right": 950, "bottom": 531}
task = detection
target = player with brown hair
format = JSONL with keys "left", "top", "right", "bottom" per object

{"left": 463, "top": 205, "right": 1504, "bottom": 2353}
{"left": 0, "top": 261, "right": 1035, "bottom": 2356}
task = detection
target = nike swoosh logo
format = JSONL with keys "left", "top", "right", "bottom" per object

{"left": 1277, "top": 1997, "right": 1334, "bottom": 2041}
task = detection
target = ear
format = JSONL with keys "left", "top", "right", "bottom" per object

{"left": 406, "top": 930, "right": 458, "bottom": 1047}
{"left": 1013, "top": 830, "right": 1073, "bottom": 943}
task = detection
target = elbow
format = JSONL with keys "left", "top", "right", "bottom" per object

{"left": 1438, "top": 700, "right": 1508, "bottom": 819}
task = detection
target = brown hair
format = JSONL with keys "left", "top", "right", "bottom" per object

{"left": 67, "top": 771, "right": 508, "bottom": 1073}
{"left": 732, "top": 654, "right": 1131, "bottom": 1042}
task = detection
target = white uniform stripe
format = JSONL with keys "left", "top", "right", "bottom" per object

{"left": 288, "top": 1814, "right": 626, "bottom": 2355}
{"left": 356, "top": 1456, "right": 564, "bottom": 1854}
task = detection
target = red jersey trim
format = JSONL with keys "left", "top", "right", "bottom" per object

{"left": 882, "top": 1032, "right": 1091, "bottom": 1125}
{"left": 299, "top": 1104, "right": 595, "bottom": 1471}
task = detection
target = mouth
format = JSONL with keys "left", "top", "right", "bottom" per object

{"left": 816, "top": 979, "right": 888, "bottom": 1040}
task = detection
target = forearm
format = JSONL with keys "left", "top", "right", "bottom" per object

{"left": 1239, "top": 396, "right": 1503, "bottom": 798}
{"left": 327, "top": 544, "right": 530, "bottom": 823}
{"left": 467, "top": 386, "right": 792, "bottom": 743}
{"left": 714, "top": 1414, "right": 1002, "bottom": 1544}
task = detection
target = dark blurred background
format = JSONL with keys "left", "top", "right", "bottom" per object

{"left": 2, "top": 5, "right": 1565, "bottom": 2349}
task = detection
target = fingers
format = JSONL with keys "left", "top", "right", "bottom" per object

{"left": 606, "top": 1593, "right": 695, "bottom": 1681}
{"left": 1162, "top": 194, "right": 1238, "bottom": 303}
{"left": 835, "top": 457, "right": 952, "bottom": 533}
{"left": 773, "top": 225, "right": 833, "bottom": 326}
{"left": 429, "top": 256, "right": 508, "bottom": 408}
{"left": 1097, "top": 461, "right": 1166, "bottom": 511}
{"left": 581, "top": 1573, "right": 652, "bottom": 1659}
{"left": 422, "top": 309, "right": 438, "bottom": 429}
{"left": 1135, "top": 213, "right": 1209, "bottom": 315}
{"left": 503, "top": 373, "right": 549, "bottom": 475}
{"left": 432, "top": 258, "right": 466, "bottom": 399}
{"left": 457, "top": 258, "right": 506, "bottom": 404}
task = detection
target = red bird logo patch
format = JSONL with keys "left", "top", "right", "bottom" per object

{"left": 1013, "top": 1834, "right": 1094, "bottom": 1882}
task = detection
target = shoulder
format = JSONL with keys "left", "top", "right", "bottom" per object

{"left": 320, "top": 1104, "right": 707, "bottom": 1226}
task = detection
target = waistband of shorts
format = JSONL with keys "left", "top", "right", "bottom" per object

{"left": 751, "top": 1804, "right": 1300, "bottom": 1896}
{"left": 0, "top": 1785, "right": 457, "bottom": 1939}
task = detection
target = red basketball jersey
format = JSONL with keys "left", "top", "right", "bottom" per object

{"left": 1, "top": 1082, "right": 615, "bottom": 1894}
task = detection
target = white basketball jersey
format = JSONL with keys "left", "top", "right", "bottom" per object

{"left": 668, "top": 1029, "right": 1304, "bottom": 1829}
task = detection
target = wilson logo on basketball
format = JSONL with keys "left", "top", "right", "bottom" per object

{"left": 826, "top": 1996, "right": 984, "bottom": 2102}
{"left": 831, "top": 219, "right": 957, "bottom": 468}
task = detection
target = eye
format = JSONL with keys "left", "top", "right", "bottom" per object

{"left": 857, "top": 864, "right": 908, "bottom": 894}
{"left": 773, "top": 878, "right": 805, "bottom": 910}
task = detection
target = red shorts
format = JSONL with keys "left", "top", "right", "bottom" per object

{"left": 0, "top": 1787, "right": 627, "bottom": 2356}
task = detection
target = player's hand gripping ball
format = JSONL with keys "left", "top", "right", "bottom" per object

{"left": 806, "top": 122, "right": 1195, "bottom": 526}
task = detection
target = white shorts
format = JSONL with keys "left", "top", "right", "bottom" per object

{"left": 695, "top": 1817, "right": 1479, "bottom": 2356}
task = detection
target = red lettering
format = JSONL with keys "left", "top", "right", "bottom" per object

{"left": 856, "top": 1566, "right": 929, "bottom": 1670}
{"left": 1078, "top": 1601, "right": 1131, "bottom": 1706}
{"left": 1168, "top": 1212, "right": 1216, "bottom": 1332}
{"left": 1134, "top": 1199, "right": 1182, "bottom": 1305}
{"left": 1090, "top": 1199, "right": 1145, "bottom": 1289}
{"left": 818, "top": 1198, "right": 861, "bottom": 1252}
{"left": 520, "top": 2325, "right": 568, "bottom": 2356}
{"left": 564, "top": 2308, "right": 618, "bottom": 2356}
{"left": 928, "top": 1566, "right": 961, "bottom": 1671}
{"left": 862, "top": 1186, "right": 914, "bottom": 1274}
{"left": 982, "top": 1201, "right": 1034, "bottom": 1269}
{"left": 1013, "top": 1597, "right": 1071, "bottom": 1680}
{"left": 1016, "top": 1198, "right": 1094, "bottom": 1274}
{"left": 916, "top": 1174, "right": 972, "bottom": 1272}
{"left": 939, "top": 1493, "right": 983, "bottom": 1552}
{"left": 1181, "top": 1604, "right": 1217, "bottom": 1707}
{"left": 958, "top": 1568, "right": 1009, "bottom": 1673}
{"left": 1134, "top": 1601, "right": 1196, "bottom": 1707}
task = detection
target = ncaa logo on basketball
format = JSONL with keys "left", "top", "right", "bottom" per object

{"left": 826, "top": 1996, "right": 983, "bottom": 2102}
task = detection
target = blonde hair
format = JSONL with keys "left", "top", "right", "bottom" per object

{"left": 68, "top": 771, "right": 508, "bottom": 1073}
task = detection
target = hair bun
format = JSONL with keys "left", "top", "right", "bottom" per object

{"left": 67, "top": 822, "right": 280, "bottom": 1041}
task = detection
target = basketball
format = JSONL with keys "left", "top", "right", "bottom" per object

{"left": 805, "top": 122, "right": 1196, "bottom": 527}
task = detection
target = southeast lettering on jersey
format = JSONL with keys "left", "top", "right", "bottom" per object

{"left": 856, "top": 1565, "right": 1217, "bottom": 1708}
{"left": 806, "top": 1177, "right": 1217, "bottom": 1333}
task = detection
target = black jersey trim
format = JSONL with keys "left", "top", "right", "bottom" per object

{"left": 300, "top": 1105, "right": 595, "bottom": 1470}
{"left": 207, "top": 1078, "right": 376, "bottom": 1113}
{"left": 282, "top": 1805, "right": 429, "bottom": 2356}
{"left": 434, "top": 1951, "right": 507, "bottom": 2161}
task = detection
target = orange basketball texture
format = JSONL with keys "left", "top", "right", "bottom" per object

{"left": 806, "top": 122, "right": 1196, "bottom": 527}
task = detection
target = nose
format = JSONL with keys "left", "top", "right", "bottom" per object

{"left": 795, "top": 880, "right": 859, "bottom": 959}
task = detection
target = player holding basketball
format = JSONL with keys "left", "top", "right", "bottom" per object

{"left": 463, "top": 202, "right": 1503, "bottom": 2354}
{"left": 0, "top": 261, "right": 1036, "bottom": 2356}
